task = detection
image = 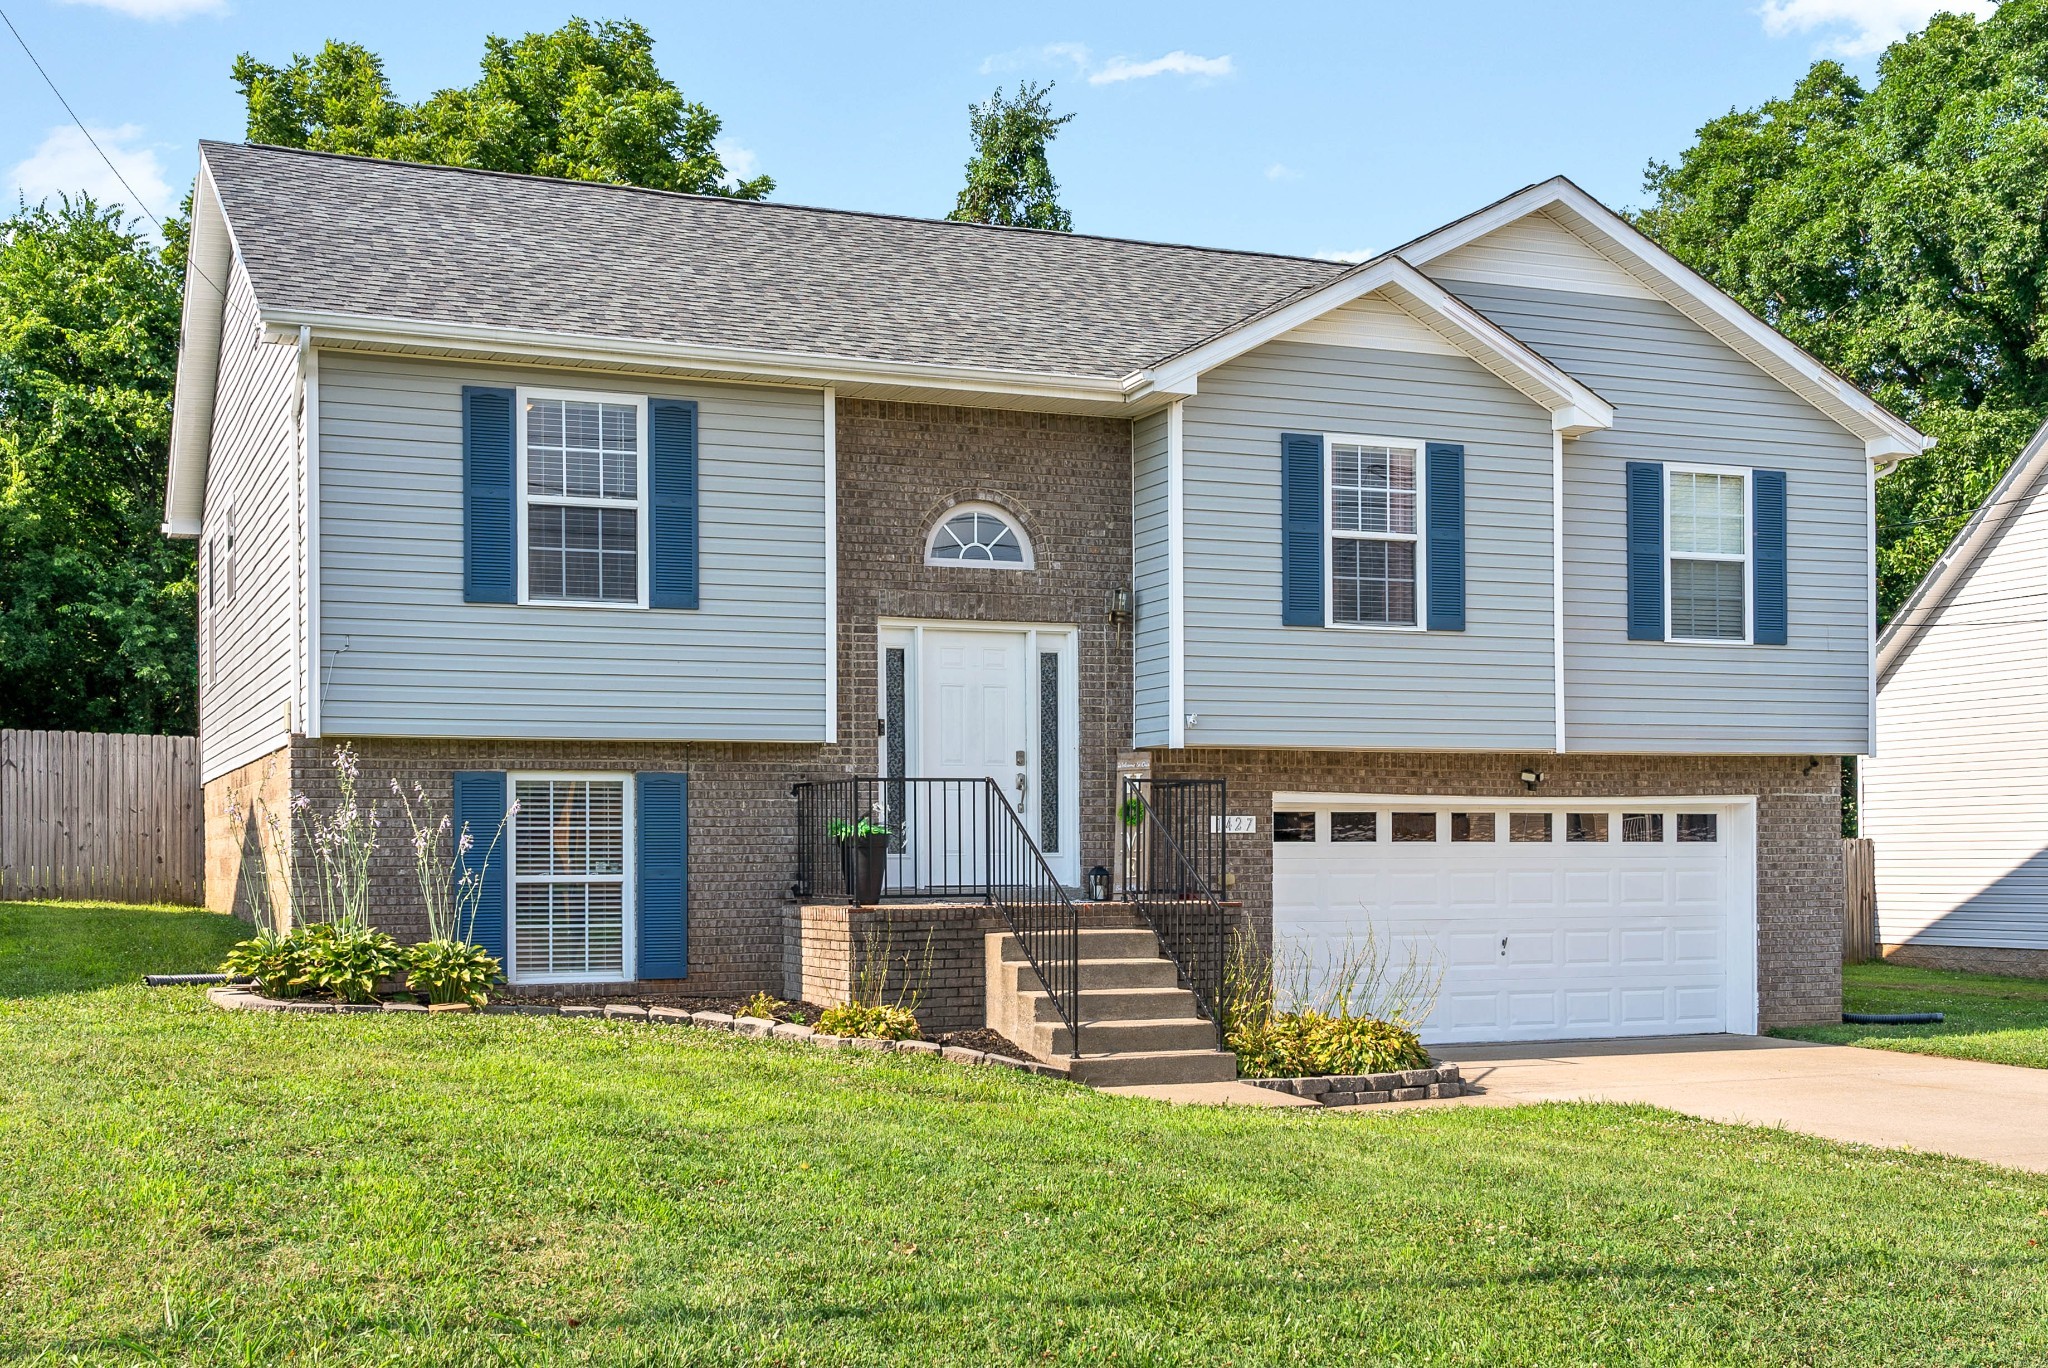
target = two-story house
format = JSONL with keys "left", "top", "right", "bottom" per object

{"left": 171, "top": 141, "right": 1926, "bottom": 1077}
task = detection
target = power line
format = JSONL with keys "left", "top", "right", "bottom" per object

{"left": 0, "top": 5, "right": 166, "bottom": 233}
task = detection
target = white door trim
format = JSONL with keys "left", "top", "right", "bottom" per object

{"left": 877, "top": 618, "right": 1081, "bottom": 884}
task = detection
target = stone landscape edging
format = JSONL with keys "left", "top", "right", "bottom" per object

{"left": 203, "top": 985, "right": 1067, "bottom": 1078}
{"left": 1244, "top": 1064, "right": 1465, "bottom": 1106}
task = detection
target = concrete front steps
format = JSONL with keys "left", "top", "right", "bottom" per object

{"left": 985, "top": 916, "right": 1238, "bottom": 1087}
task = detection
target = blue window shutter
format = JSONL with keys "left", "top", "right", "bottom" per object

{"left": 648, "top": 399, "right": 700, "bottom": 610}
{"left": 1626, "top": 461, "right": 1666, "bottom": 641}
{"left": 1753, "top": 469, "right": 1788, "bottom": 645}
{"left": 636, "top": 772, "right": 688, "bottom": 979}
{"left": 1425, "top": 442, "right": 1466, "bottom": 631}
{"left": 462, "top": 386, "right": 516, "bottom": 604}
{"left": 1280, "top": 432, "right": 1325, "bottom": 626}
{"left": 450, "top": 771, "right": 508, "bottom": 962}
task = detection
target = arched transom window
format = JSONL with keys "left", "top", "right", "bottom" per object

{"left": 925, "top": 503, "right": 1033, "bottom": 568}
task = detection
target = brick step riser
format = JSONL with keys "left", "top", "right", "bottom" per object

{"left": 1017, "top": 988, "right": 1204, "bottom": 1023}
{"left": 996, "top": 959, "right": 1182, "bottom": 993}
{"left": 1026, "top": 1018, "right": 1223, "bottom": 1057}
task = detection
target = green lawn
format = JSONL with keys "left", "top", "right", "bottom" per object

{"left": 1774, "top": 961, "right": 2048, "bottom": 1070}
{"left": 4, "top": 902, "right": 2048, "bottom": 1365}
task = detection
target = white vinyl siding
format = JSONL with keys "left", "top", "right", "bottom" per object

{"left": 197, "top": 256, "right": 299, "bottom": 782}
{"left": 316, "top": 354, "right": 829, "bottom": 741}
{"left": 510, "top": 775, "right": 632, "bottom": 982}
{"left": 1867, "top": 463, "right": 2048, "bottom": 952}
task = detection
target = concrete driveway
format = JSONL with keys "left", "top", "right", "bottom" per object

{"left": 1433, "top": 1035, "right": 2048, "bottom": 1173}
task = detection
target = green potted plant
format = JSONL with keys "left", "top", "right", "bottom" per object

{"left": 828, "top": 815, "right": 893, "bottom": 906}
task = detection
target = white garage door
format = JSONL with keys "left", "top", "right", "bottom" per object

{"left": 1271, "top": 801, "right": 1756, "bottom": 1045}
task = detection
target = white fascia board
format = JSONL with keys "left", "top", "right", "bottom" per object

{"left": 260, "top": 309, "right": 1130, "bottom": 408}
{"left": 1126, "top": 257, "right": 1613, "bottom": 436}
{"left": 1401, "top": 177, "right": 1932, "bottom": 463}
{"left": 1876, "top": 414, "right": 2048, "bottom": 681}
{"left": 163, "top": 159, "right": 234, "bottom": 538}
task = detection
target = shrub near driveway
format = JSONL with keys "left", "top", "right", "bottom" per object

{"left": 1776, "top": 962, "right": 2048, "bottom": 1070}
{"left": 5, "top": 904, "right": 2048, "bottom": 1365}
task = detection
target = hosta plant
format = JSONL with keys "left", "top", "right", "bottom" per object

{"left": 296, "top": 924, "right": 404, "bottom": 1003}
{"left": 405, "top": 939, "right": 503, "bottom": 1007}
{"left": 815, "top": 1002, "right": 920, "bottom": 1041}
{"left": 220, "top": 930, "right": 305, "bottom": 999}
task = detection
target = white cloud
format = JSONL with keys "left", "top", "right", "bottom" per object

{"left": 980, "top": 42, "right": 1092, "bottom": 76}
{"left": 715, "top": 139, "right": 759, "bottom": 181}
{"left": 8, "top": 124, "right": 173, "bottom": 226}
{"left": 1757, "top": 0, "right": 1996, "bottom": 57}
{"left": 1314, "top": 249, "right": 1377, "bottom": 264}
{"left": 58, "top": 0, "right": 227, "bottom": 18}
{"left": 1265, "top": 163, "right": 1301, "bottom": 182}
{"left": 1088, "top": 50, "right": 1234, "bottom": 85}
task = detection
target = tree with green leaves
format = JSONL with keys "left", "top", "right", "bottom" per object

{"left": 0, "top": 198, "right": 194, "bottom": 733}
{"left": 1635, "top": 1, "right": 2048, "bottom": 618}
{"left": 947, "top": 80, "right": 1075, "bottom": 231}
{"left": 232, "top": 17, "right": 770, "bottom": 197}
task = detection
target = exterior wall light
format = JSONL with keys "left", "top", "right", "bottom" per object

{"left": 1520, "top": 769, "right": 1544, "bottom": 790}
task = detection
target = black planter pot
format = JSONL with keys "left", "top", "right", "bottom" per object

{"left": 839, "top": 831, "right": 892, "bottom": 906}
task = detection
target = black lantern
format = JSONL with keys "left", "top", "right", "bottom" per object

{"left": 1087, "top": 865, "right": 1111, "bottom": 901}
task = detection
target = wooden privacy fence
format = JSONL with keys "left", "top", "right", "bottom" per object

{"left": 0, "top": 729, "right": 203, "bottom": 906}
{"left": 1842, "top": 836, "right": 1877, "bottom": 964}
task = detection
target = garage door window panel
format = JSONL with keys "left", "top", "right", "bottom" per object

{"left": 1677, "top": 813, "right": 1719, "bottom": 843}
{"left": 1510, "top": 812, "right": 1552, "bottom": 843}
{"left": 1330, "top": 811, "right": 1376, "bottom": 843}
{"left": 1273, "top": 811, "right": 1317, "bottom": 843}
{"left": 1623, "top": 813, "right": 1665, "bottom": 843}
{"left": 1451, "top": 812, "right": 1496, "bottom": 843}
{"left": 1391, "top": 812, "right": 1437, "bottom": 842}
{"left": 1567, "top": 812, "right": 1609, "bottom": 843}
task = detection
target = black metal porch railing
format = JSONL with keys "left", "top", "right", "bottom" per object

{"left": 791, "top": 776, "right": 1081, "bottom": 1055}
{"left": 1120, "top": 777, "right": 1229, "bottom": 1042}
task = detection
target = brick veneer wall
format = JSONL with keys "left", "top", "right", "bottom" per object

{"left": 202, "top": 744, "right": 292, "bottom": 922}
{"left": 1880, "top": 942, "right": 2048, "bottom": 980}
{"left": 1146, "top": 749, "right": 1845, "bottom": 1030}
{"left": 832, "top": 399, "right": 1133, "bottom": 878}
{"left": 785, "top": 902, "right": 1007, "bottom": 1032}
{"left": 286, "top": 736, "right": 825, "bottom": 997}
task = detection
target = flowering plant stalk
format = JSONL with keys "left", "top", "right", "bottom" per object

{"left": 391, "top": 778, "right": 514, "bottom": 944}
{"left": 294, "top": 743, "right": 379, "bottom": 929}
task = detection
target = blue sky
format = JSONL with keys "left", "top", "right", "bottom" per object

{"left": 0, "top": 0, "right": 1995, "bottom": 258}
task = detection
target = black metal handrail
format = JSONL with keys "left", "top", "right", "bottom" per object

{"left": 791, "top": 776, "right": 1081, "bottom": 1055}
{"left": 1120, "top": 777, "right": 1229, "bottom": 1042}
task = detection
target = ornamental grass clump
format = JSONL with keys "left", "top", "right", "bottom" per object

{"left": 1221, "top": 925, "right": 1440, "bottom": 1079}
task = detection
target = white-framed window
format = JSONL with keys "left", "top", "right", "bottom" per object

{"left": 1667, "top": 464, "right": 1749, "bottom": 642}
{"left": 508, "top": 773, "right": 634, "bottom": 983}
{"left": 925, "top": 502, "right": 1033, "bottom": 568}
{"left": 1327, "top": 436, "right": 1424, "bottom": 629}
{"left": 517, "top": 388, "right": 649, "bottom": 607}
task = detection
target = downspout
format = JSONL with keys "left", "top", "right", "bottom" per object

{"left": 1553, "top": 428, "right": 1566, "bottom": 754}
{"left": 299, "top": 325, "right": 323, "bottom": 740}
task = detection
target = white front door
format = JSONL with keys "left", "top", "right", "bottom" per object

{"left": 1271, "top": 800, "right": 1757, "bottom": 1044}
{"left": 878, "top": 622, "right": 1079, "bottom": 887}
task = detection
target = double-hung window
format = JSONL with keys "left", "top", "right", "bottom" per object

{"left": 521, "top": 391, "right": 646, "bottom": 606}
{"left": 1329, "top": 438, "right": 1422, "bottom": 627}
{"left": 1667, "top": 467, "right": 1748, "bottom": 641}
{"left": 510, "top": 775, "right": 632, "bottom": 982}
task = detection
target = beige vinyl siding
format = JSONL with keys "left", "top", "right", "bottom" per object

{"left": 1178, "top": 338, "right": 1556, "bottom": 750}
{"left": 317, "top": 354, "right": 828, "bottom": 741}
{"left": 1131, "top": 409, "right": 1172, "bottom": 748}
{"left": 1866, "top": 465, "right": 2048, "bottom": 950}
{"left": 198, "top": 257, "right": 299, "bottom": 783}
{"left": 1437, "top": 278, "right": 1872, "bottom": 754}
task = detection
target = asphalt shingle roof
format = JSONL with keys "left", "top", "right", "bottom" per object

{"left": 201, "top": 141, "right": 1350, "bottom": 379}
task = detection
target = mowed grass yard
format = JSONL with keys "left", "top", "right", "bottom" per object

{"left": 3, "top": 903, "right": 2048, "bottom": 1366}
{"left": 1775, "top": 962, "right": 2048, "bottom": 1071}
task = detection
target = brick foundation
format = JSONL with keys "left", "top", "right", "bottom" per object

{"left": 202, "top": 745, "right": 292, "bottom": 923}
{"left": 1146, "top": 749, "right": 1845, "bottom": 1030}
{"left": 1879, "top": 942, "right": 2048, "bottom": 980}
{"left": 785, "top": 902, "right": 1008, "bottom": 1033}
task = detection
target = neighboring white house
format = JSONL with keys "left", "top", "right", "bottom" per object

{"left": 1867, "top": 418, "right": 2048, "bottom": 976}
